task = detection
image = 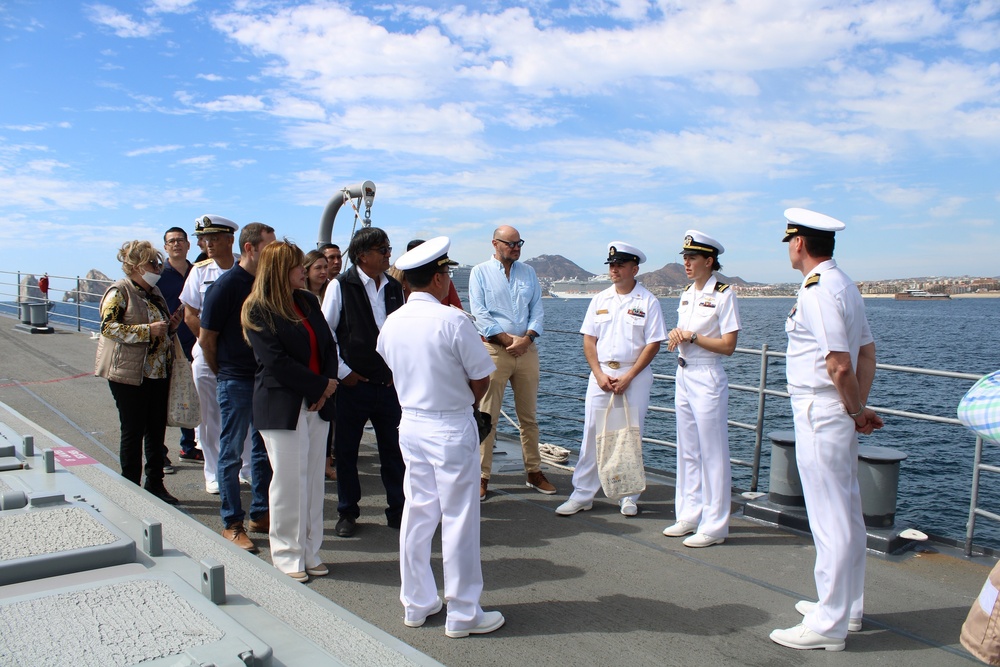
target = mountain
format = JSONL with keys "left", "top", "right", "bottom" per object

{"left": 525, "top": 255, "right": 594, "bottom": 280}
{"left": 640, "top": 263, "right": 751, "bottom": 289}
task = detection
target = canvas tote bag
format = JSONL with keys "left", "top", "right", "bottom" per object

{"left": 958, "top": 369, "right": 1000, "bottom": 445}
{"left": 166, "top": 336, "right": 201, "bottom": 429}
{"left": 595, "top": 393, "right": 646, "bottom": 500}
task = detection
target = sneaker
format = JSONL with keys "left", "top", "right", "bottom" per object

{"left": 555, "top": 498, "right": 593, "bottom": 516}
{"left": 526, "top": 471, "right": 556, "bottom": 495}
{"left": 769, "top": 623, "right": 845, "bottom": 651}
{"left": 179, "top": 450, "right": 204, "bottom": 462}
{"left": 446, "top": 611, "right": 505, "bottom": 638}
{"left": 619, "top": 497, "right": 638, "bottom": 516}
{"left": 480, "top": 477, "right": 488, "bottom": 502}
{"left": 205, "top": 480, "right": 219, "bottom": 495}
{"left": 795, "top": 600, "right": 862, "bottom": 632}
{"left": 163, "top": 464, "right": 175, "bottom": 475}
{"left": 248, "top": 512, "right": 269, "bottom": 534}
{"left": 306, "top": 563, "right": 329, "bottom": 577}
{"left": 286, "top": 571, "right": 309, "bottom": 583}
{"left": 682, "top": 533, "right": 725, "bottom": 548}
{"left": 661, "top": 520, "right": 697, "bottom": 537}
{"left": 222, "top": 522, "right": 258, "bottom": 553}
{"left": 404, "top": 597, "right": 443, "bottom": 628}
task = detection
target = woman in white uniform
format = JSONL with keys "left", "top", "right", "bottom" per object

{"left": 663, "top": 231, "right": 741, "bottom": 548}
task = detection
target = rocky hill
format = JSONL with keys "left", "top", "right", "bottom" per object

{"left": 525, "top": 255, "right": 594, "bottom": 280}
{"left": 640, "top": 263, "right": 750, "bottom": 289}
{"left": 526, "top": 254, "right": 749, "bottom": 288}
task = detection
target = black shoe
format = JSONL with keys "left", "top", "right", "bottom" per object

{"left": 179, "top": 449, "right": 204, "bottom": 461}
{"left": 144, "top": 484, "right": 180, "bottom": 506}
{"left": 335, "top": 516, "right": 357, "bottom": 537}
{"left": 387, "top": 514, "right": 402, "bottom": 529}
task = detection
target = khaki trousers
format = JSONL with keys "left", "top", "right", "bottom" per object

{"left": 479, "top": 341, "right": 541, "bottom": 479}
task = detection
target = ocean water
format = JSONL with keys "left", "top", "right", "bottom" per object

{"left": 6, "top": 297, "right": 1000, "bottom": 549}
{"left": 524, "top": 296, "right": 1000, "bottom": 550}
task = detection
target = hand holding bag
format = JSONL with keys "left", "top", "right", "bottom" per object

{"left": 166, "top": 336, "right": 201, "bottom": 429}
{"left": 595, "top": 393, "right": 646, "bottom": 500}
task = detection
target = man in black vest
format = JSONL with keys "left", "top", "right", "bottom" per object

{"left": 321, "top": 227, "right": 406, "bottom": 537}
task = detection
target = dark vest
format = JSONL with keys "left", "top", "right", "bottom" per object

{"left": 335, "top": 266, "right": 403, "bottom": 384}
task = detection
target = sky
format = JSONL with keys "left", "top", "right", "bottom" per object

{"left": 1, "top": 0, "right": 998, "bottom": 286}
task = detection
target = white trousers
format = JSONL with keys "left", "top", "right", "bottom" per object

{"left": 192, "top": 346, "right": 250, "bottom": 484}
{"left": 569, "top": 364, "right": 653, "bottom": 505}
{"left": 674, "top": 363, "right": 732, "bottom": 538}
{"left": 398, "top": 409, "right": 484, "bottom": 634}
{"left": 259, "top": 402, "right": 327, "bottom": 575}
{"left": 792, "top": 393, "right": 866, "bottom": 639}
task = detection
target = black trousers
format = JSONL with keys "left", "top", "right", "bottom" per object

{"left": 108, "top": 378, "right": 169, "bottom": 485}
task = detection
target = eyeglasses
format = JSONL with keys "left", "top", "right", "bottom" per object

{"left": 164, "top": 238, "right": 188, "bottom": 245}
{"left": 494, "top": 238, "right": 525, "bottom": 249}
{"left": 369, "top": 245, "right": 392, "bottom": 256}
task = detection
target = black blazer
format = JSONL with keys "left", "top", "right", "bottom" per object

{"left": 245, "top": 290, "right": 338, "bottom": 430}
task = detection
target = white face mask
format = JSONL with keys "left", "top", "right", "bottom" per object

{"left": 141, "top": 271, "right": 161, "bottom": 288}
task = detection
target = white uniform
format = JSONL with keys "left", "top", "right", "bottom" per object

{"left": 785, "top": 259, "right": 872, "bottom": 640}
{"left": 673, "top": 275, "right": 741, "bottom": 538}
{"left": 180, "top": 257, "right": 250, "bottom": 486}
{"left": 376, "top": 292, "right": 497, "bottom": 635}
{"left": 568, "top": 282, "right": 666, "bottom": 505}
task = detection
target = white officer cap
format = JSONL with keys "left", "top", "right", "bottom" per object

{"left": 396, "top": 236, "right": 459, "bottom": 271}
{"left": 680, "top": 229, "right": 725, "bottom": 256}
{"left": 194, "top": 214, "right": 239, "bottom": 236}
{"left": 782, "top": 208, "right": 845, "bottom": 242}
{"left": 606, "top": 241, "right": 646, "bottom": 265}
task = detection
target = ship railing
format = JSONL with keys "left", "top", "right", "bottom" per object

{"left": 0, "top": 270, "right": 112, "bottom": 332}
{"left": 527, "top": 328, "right": 992, "bottom": 557}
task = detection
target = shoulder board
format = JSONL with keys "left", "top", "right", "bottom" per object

{"left": 714, "top": 282, "right": 730, "bottom": 293}
{"left": 194, "top": 258, "right": 215, "bottom": 268}
{"left": 686, "top": 282, "right": 694, "bottom": 291}
{"left": 804, "top": 273, "right": 821, "bottom": 288}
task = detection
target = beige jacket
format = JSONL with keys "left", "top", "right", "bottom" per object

{"left": 94, "top": 279, "right": 151, "bottom": 386}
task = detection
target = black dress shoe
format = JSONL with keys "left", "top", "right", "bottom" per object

{"left": 387, "top": 514, "right": 402, "bottom": 529}
{"left": 335, "top": 516, "right": 356, "bottom": 537}
{"left": 144, "top": 484, "right": 180, "bottom": 506}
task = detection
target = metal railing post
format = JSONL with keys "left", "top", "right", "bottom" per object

{"left": 17, "top": 271, "right": 21, "bottom": 306}
{"left": 76, "top": 276, "right": 81, "bottom": 331}
{"left": 749, "top": 343, "right": 769, "bottom": 492}
{"left": 965, "top": 435, "right": 984, "bottom": 557}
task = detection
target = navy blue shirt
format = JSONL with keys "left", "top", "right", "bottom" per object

{"left": 159, "top": 260, "right": 195, "bottom": 359}
{"left": 201, "top": 264, "right": 256, "bottom": 381}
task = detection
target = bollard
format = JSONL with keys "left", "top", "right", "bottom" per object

{"left": 200, "top": 558, "right": 226, "bottom": 604}
{"left": 0, "top": 491, "right": 28, "bottom": 511}
{"left": 43, "top": 449, "right": 55, "bottom": 473}
{"left": 28, "top": 303, "right": 48, "bottom": 327}
{"left": 18, "top": 302, "right": 31, "bottom": 325}
{"left": 142, "top": 519, "right": 163, "bottom": 557}
{"left": 22, "top": 435, "right": 34, "bottom": 457}
{"left": 858, "top": 445, "right": 908, "bottom": 527}
{"left": 767, "top": 430, "right": 805, "bottom": 507}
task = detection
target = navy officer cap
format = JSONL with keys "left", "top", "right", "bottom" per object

{"left": 396, "top": 236, "right": 459, "bottom": 271}
{"left": 605, "top": 241, "right": 646, "bottom": 265}
{"left": 680, "top": 229, "right": 725, "bottom": 256}
{"left": 782, "top": 208, "right": 845, "bottom": 242}
{"left": 194, "top": 214, "right": 239, "bottom": 236}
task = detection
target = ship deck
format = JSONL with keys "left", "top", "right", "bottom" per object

{"left": 0, "top": 318, "right": 992, "bottom": 666}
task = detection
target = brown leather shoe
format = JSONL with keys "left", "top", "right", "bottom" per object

{"left": 248, "top": 512, "right": 269, "bottom": 534}
{"left": 480, "top": 477, "right": 488, "bottom": 502}
{"left": 526, "top": 471, "right": 556, "bottom": 495}
{"left": 222, "top": 522, "right": 258, "bottom": 552}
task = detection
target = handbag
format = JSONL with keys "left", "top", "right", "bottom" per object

{"left": 958, "top": 369, "right": 1000, "bottom": 445}
{"left": 166, "top": 336, "right": 201, "bottom": 429}
{"left": 595, "top": 393, "right": 646, "bottom": 500}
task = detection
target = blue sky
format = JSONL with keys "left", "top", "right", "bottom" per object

{"left": 1, "top": 0, "right": 998, "bottom": 285}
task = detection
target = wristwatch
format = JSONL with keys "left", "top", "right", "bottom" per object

{"left": 689, "top": 333, "right": 698, "bottom": 344}
{"left": 527, "top": 332, "right": 538, "bottom": 343}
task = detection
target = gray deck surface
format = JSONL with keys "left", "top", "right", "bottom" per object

{"left": 0, "top": 317, "right": 992, "bottom": 666}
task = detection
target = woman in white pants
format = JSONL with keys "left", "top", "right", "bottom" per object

{"left": 242, "top": 241, "right": 339, "bottom": 582}
{"left": 663, "top": 230, "right": 741, "bottom": 548}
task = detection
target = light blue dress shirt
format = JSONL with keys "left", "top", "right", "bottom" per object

{"left": 469, "top": 256, "right": 544, "bottom": 338}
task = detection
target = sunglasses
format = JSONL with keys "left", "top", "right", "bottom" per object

{"left": 369, "top": 245, "right": 392, "bottom": 256}
{"left": 494, "top": 238, "right": 525, "bottom": 249}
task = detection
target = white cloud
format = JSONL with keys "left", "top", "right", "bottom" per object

{"left": 125, "top": 144, "right": 184, "bottom": 157}
{"left": 176, "top": 155, "right": 215, "bottom": 165}
{"left": 176, "top": 92, "right": 266, "bottom": 112}
{"left": 146, "top": 0, "right": 197, "bottom": 14}
{"left": 197, "top": 73, "right": 224, "bottom": 82}
{"left": 86, "top": 4, "right": 162, "bottom": 38}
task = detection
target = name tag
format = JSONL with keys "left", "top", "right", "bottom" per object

{"left": 596, "top": 309, "right": 609, "bottom": 315}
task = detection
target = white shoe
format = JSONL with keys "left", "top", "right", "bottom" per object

{"left": 446, "top": 610, "right": 505, "bottom": 638}
{"left": 555, "top": 498, "right": 593, "bottom": 516}
{"left": 619, "top": 498, "right": 638, "bottom": 516}
{"left": 769, "top": 623, "right": 845, "bottom": 651}
{"left": 306, "top": 564, "right": 329, "bottom": 577}
{"left": 404, "top": 597, "right": 443, "bottom": 628}
{"left": 682, "top": 533, "right": 725, "bottom": 548}
{"left": 661, "top": 520, "right": 697, "bottom": 537}
{"left": 239, "top": 474, "right": 251, "bottom": 486}
{"left": 795, "top": 600, "right": 862, "bottom": 632}
{"left": 205, "top": 480, "right": 219, "bottom": 494}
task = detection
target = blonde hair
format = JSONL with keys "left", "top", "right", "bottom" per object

{"left": 242, "top": 240, "right": 306, "bottom": 339}
{"left": 117, "top": 240, "right": 162, "bottom": 277}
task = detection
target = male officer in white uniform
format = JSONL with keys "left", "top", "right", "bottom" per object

{"left": 770, "top": 208, "right": 883, "bottom": 652}
{"left": 180, "top": 214, "right": 251, "bottom": 494}
{"left": 556, "top": 242, "right": 666, "bottom": 518}
{"left": 662, "top": 230, "right": 741, "bottom": 548}
{"left": 376, "top": 236, "right": 505, "bottom": 639}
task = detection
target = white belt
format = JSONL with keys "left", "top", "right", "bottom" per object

{"left": 677, "top": 357, "right": 720, "bottom": 367}
{"left": 600, "top": 360, "right": 636, "bottom": 370}
{"left": 787, "top": 385, "right": 839, "bottom": 397}
{"left": 402, "top": 407, "right": 472, "bottom": 418}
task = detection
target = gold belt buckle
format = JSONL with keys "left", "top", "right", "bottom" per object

{"left": 607, "top": 361, "right": 620, "bottom": 369}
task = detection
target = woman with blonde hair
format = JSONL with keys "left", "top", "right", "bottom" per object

{"left": 95, "top": 240, "right": 184, "bottom": 504}
{"left": 242, "top": 241, "right": 339, "bottom": 582}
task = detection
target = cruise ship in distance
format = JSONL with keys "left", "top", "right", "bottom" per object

{"left": 895, "top": 288, "right": 952, "bottom": 301}
{"left": 549, "top": 275, "right": 612, "bottom": 299}
{"left": 451, "top": 264, "right": 472, "bottom": 303}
